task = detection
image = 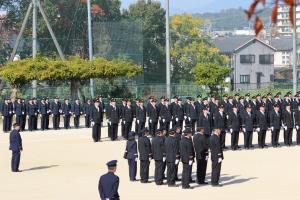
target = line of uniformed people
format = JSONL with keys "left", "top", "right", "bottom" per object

{"left": 1, "top": 96, "right": 99, "bottom": 132}
{"left": 124, "top": 126, "right": 224, "bottom": 189}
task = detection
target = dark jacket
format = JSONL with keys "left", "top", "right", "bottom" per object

{"left": 269, "top": 110, "right": 282, "bottom": 130}
{"left": 227, "top": 111, "right": 241, "bottom": 131}
{"left": 125, "top": 140, "right": 138, "bottom": 160}
{"left": 107, "top": 106, "right": 120, "bottom": 124}
{"left": 193, "top": 133, "right": 209, "bottom": 160}
{"left": 159, "top": 105, "right": 172, "bottom": 122}
{"left": 98, "top": 172, "right": 119, "bottom": 200}
{"left": 165, "top": 135, "right": 180, "bottom": 162}
{"left": 9, "top": 129, "right": 22, "bottom": 152}
{"left": 90, "top": 105, "right": 103, "bottom": 124}
{"left": 210, "top": 134, "right": 223, "bottom": 161}
{"left": 136, "top": 106, "right": 146, "bottom": 123}
{"left": 197, "top": 113, "right": 212, "bottom": 135}
{"left": 151, "top": 135, "right": 165, "bottom": 161}
{"left": 282, "top": 109, "right": 294, "bottom": 128}
{"left": 180, "top": 136, "right": 195, "bottom": 163}
{"left": 213, "top": 111, "right": 226, "bottom": 130}
{"left": 256, "top": 111, "right": 268, "bottom": 130}
{"left": 242, "top": 112, "right": 255, "bottom": 131}
{"left": 147, "top": 104, "right": 158, "bottom": 122}
{"left": 138, "top": 136, "right": 152, "bottom": 160}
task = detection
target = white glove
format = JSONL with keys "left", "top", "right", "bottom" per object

{"left": 189, "top": 160, "right": 193, "bottom": 166}
{"left": 107, "top": 120, "right": 111, "bottom": 125}
{"left": 123, "top": 121, "right": 125, "bottom": 124}
{"left": 184, "top": 116, "right": 187, "bottom": 119}
{"left": 218, "top": 158, "right": 223, "bottom": 163}
{"left": 137, "top": 120, "right": 139, "bottom": 124}
{"left": 176, "top": 118, "right": 179, "bottom": 122}
{"left": 284, "top": 126, "right": 287, "bottom": 130}
{"left": 91, "top": 121, "right": 95, "bottom": 127}
{"left": 149, "top": 119, "right": 152, "bottom": 123}
{"left": 230, "top": 129, "right": 233, "bottom": 133}
{"left": 135, "top": 157, "right": 138, "bottom": 162}
{"left": 162, "top": 119, "right": 165, "bottom": 123}
{"left": 297, "top": 126, "right": 299, "bottom": 130}
{"left": 73, "top": 115, "right": 76, "bottom": 117}
{"left": 149, "top": 157, "right": 152, "bottom": 162}
{"left": 257, "top": 128, "right": 260, "bottom": 132}
{"left": 205, "top": 156, "right": 209, "bottom": 160}
{"left": 243, "top": 128, "right": 246, "bottom": 132}
{"left": 271, "top": 127, "right": 274, "bottom": 131}
{"left": 1, "top": 116, "right": 3, "bottom": 119}
{"left": 52, "top": 114, "right": 54, "bottom": 117}
{"left": 84, "top": 114, "right": 86, "bottom": 117}
{"left": 163, "top": 157, "right": 166, "bottom": 162}
{"left": 22, "top": 112, "right": 24, "bottom": 115}
{"left": 9, "top": 111, "right": 12, "bottom": 114}
{"left": 188, "top": 117, "right": 191, "bottom": 121}
{"left": 175, "top": 159, "right": 179, "bottom": 165}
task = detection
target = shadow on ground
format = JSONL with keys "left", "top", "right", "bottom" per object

{"left": 23, "top": 165, "right": 59, "bottom": 172}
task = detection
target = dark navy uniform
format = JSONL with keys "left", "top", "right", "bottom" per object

{"left": 197, "top": 111, "right": 212, "bottom": 135}
{"left": 147, "top": 101, "right": 158, "bottom": 136}
{"left": 256, "top": 110, "right": 268, "bottom": 148}
{"left": 84, "top": 101, "right": 92, "bottom": 128}
{"left": 269, "top": 108, "right": 281, "bottom": 147}
{"left": 172, "top": 101, "right": 184, "bottom": 130}
{"left": 159, "top": 102, "right": 172, "bottom": 132}
{"left": 90, "top": 101, "right": 103, "bottom": 142}
{"left": 107, "top": 103, "right": 120, "bottom": 141}
{"left": 282, "top": 108, "right": 294, "bottom": 146}
{"left": 136, "top": 104, "right": 146, "bottom": 137}
{"left": 186, "top": 102, "right": 197, "bottom": 133}
{"left": 242, "top": 110, "right": 255, "bottom": 149}
{"left": 294, "top": 108, "right": 300, "bottom": 144}
{"left": 120, "top": 101, "right": 127, "bottom": 138}
{"left": 98, "top": 160, "right": 120, "bottom": 200}
{"left": 51, "top": 99, "right": 62, "bottom": 130}
{"left": 27, "top": 101, "right": 37, "bottom": 131}
{"left": 9, "top": 127, "right": 22, "bottom": 172}
{"left": 180, "top": 130, "right": 194, "bottom": 189}
{"left": 193, "top": 131, "right": 209, "bottom": 184}
{"left": 39, "top": 101, "right": 48, "bottom": 130}
{"left": 72, "top": 101, "right": 82, "bottom": 128}
{"left": 213, "top": 109, "right": 227, "bottom": 148}
{"left": 151, "top": 132, "right": 166, "bottom": 185}
{"left": 227, "top": 110, "right": 241, "bottom": 150}
{"left": 15, "top": 100, "right": 25, "bottom": 131}
{"left": 62, "top": 101, "right": 72, "bottom": 129}
{"left": 210, "top": 132, "right": 224, "bottom": 186}
{"left": 165, "top": 132, "right": 180, "bottom": 186}
{"left": 138, "top": 129, "right": 152, "bottom": 183}
{"left": 122, "top": 105, "right": 134, "bottom": 140}
{"left": 2, "top": 100, "right": 12, "bottom": 132}
{"left": 124, "top": 132, "right": 138, "bottom": 181}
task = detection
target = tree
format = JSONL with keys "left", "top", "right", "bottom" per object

{"left": 193, "top": 63, "right": 232, "bottom": 96}
{"left": 123, "top": 0, "right": 166, "bottom": 83}
{"left": 0, "top": 56, "right": 142, "bottom": 99}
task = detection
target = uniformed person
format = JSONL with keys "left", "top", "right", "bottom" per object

{"left": 193, "top": 127, "right": 209, "bottom": 185}
{"left": 138, "top": 128, "right": 152, "bottom": 183}
{"left": 294, "top": 104, "right": 300, "bottom": 145}
{"left": 33, "top": 98, "right": 39, "bottom": 130}
{"left": 147, "top": 98, "right": 158, "bottom": 136}
{"left": 39, "top": 98, "right": 48, "bottom": 131}
{"left": 269, "top": 104, "right": 282, "bottom": 147}
{"left": 27, "top": 98, "right": 36, "bottom": 131}
{"left": 165, "top": 128, "right": 180, "bottom": 187}
{"left": 45, "top": 97, "right": 51, "bottom": 130}
{"left": 51, "top": 97, "right": 62, "bottom": 130}
{"left": 186, "top": 98, "right": 197, "bottom": 133}
{"left": 242, "top": 105, "right": 254, "bottom": 149}
{"left": 90, "top": 99, "right": 103, "bottom": 142}
{"left": 159, "top": 98, "right": 172, "bottom": 132}
{"left": 136, "top": 99, "right": 146, "bottom": 137}
{"left": 98, "top": 160, "right": 120, "bottom": 200}
{"left": 227, "top": 105, "right": 241, "bottom": 150}
{"left": 72, "top": 98, "right": 82, "bottom": 128}
{"left": 256, "top": 104, "right": 268, "bottom": 148}
{"left": 9, "top": 123, "right": 23, "bottom": 172}
{"left": 213, "top": 105, "right": 227, "bottom": 149}
{"left": 180, "top": 128, "right": 194, "bottom": 189}
{"left": 120, "top": 98, "right": 127, "bottom": 138}
{"left": 2, "top": 98, "right": 11, "bottom": 132}
{"left": 124, "top": 131, "right": 138, "bottom": 181}
{"left": 197, "top": 107, "right": 212, "bottom": 135}
{"left": 210, "top": 128, "right": 224, "bottom": 187}
{"left": 282, "top": 103, "right": 294, "bottom": 146}
{"left": 107, "top": 98, "right": 120, "bottom": 141}
{"left": 62, "top": 99, "right": 72, "bottom": 129}
{"left": 15, "top": 98, "right": 25, "bottom": 131}
{"left": 123, "top": 99, "right": 134, "bottom": 140}
{"left": 151, "top": 129, "right": 166, "bottom": 185}
{"left": 84, "top": 99, "right": 92, "bottom": 128}
{"left": 172, "top": 98, "right": 184, "bottom": 130}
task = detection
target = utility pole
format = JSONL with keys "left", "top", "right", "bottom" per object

{"left": 165, "top": 0, "right": 171, "bottom": 98}
{"left": 32, "top": 0, "right": 37, "bottom": 97}
{"left": 293, "top": 1, "right": 298, "bottom": 95}
{"left": 87, "top": 0, "right": 95, "bottom": 98}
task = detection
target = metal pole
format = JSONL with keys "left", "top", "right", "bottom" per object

{"left": 293, "top": 1, "right": 297, "bottom": 95}
{"left": 32, "top": 0, "right": 37, "bottom": 97}
{"left": 87, "top": 0, "right": 95, "bottom": 98}
{"left": 37, "top": 0, "right": 65, "bottom": 60}
{"left": 165, "top": 0, "right": 171, "bottom": 98}
{"left": 10, "top": 3, "right": 33, "bottom": 61}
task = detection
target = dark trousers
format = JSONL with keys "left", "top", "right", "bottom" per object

{"left": 196, "top": 158, "right": 207, "bottom": 183}
{"left": 64, "top": 115, "right": 71, "bottom": 129}
{"left": 284, "top": 128, "right": 293, "bottom": 145}
{"left": 271, "top": 129, "right": 280, "bottom": 146}
{"left": 53, "top": 115, "right": 60, "bottom": 129}
{"left": 258, "top": 130, "right": 267, "bottom": 148}
{"left": 46, "top": 114, "right": 50, "bottom": 129}
{"left": 92, "top": 123, "right": 101, "bottom": 142}
{"left": 85, "top": 115, "right": 90, "bottom": 128}
{"left": 160, "top": 121, "right": 170, "bottom": 132}
{"left": 140, "top": 160, "right": 150, "bottom": 182}
{"left": 121, "top": 121, "right": 126, "bottom": 137}
{"left": 34, "top": 115, "right": 38, "bottom": 130}
{"left": 11, "top": 151, "right": 21, "bottom": 172}
{"left": 124, "top": 122, "right": 132, "bottom": 140}
{"left": 74, "top": 115, "right": 80, "bottom": 128}
{"left": 127, "top": 159, "right": 137, "bottom": 181}
{"left": 137, "top": 121, "right": 145, "bottom": 137}
{"left": 297, "top": 129, "right": 300, "bottom": 144}
{"left": 154, "top": 160, "right": 164, "bottom": 184}
{"left": 16, "top": 115, "right": 24, "bottom": 131}
{"left": 149, "top": 121, "right": 157, "bottom": 136}
{"left": 231, "top": 130, "right": 239, "bottom": 149}
{"left": 22, "top": 115, "right": 26, "bottom": 130}
{"left": 211, "top": 160, "right": 222, "bottom": 185}
{"left": 8, "top": 116, "right": 12, "bottom": 131}
{"left": 3, "top": 116, "right": 10, "bottom": 132}
{"left": 173, "top": 120, "right": 183, "bottom": 130}
{"left": 28, "top": 115, "right": 35, "bottom": 131}
{"left": 110, "top": 123, "right": 118, "bottom": 141}
{"left": 220, "top": 130, "right": 226, "bottom": 148}
{"left": 167, "top": 162, "right": 176, "bottom": 185}
{"left": 41, "top": 115, "right": 47, "bottom": 130}
{"left": 182, "top": 163, "right": 191, "bottom": 188}
{"left": 244, "top": 131, "right": 253, "bottom": 149}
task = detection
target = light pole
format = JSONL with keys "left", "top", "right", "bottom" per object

{"left": 165, "top": 0, "right": 171, "bottom": 98}
{"left": 87, "top": 0, "right": 95, "bottom": 98}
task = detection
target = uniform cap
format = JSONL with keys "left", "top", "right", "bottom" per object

{"left": 141, "top": 128, "right": 149, "bottom": 134}
{"left": 235, "top": 93, "right": 240, "bottom": 96}
{"left": 245, "top": 93, "right": 250, "bottom": 97}
{"left": 223, "top": 94, "right": 228, "bottom": 97}
{"left": 106, "top": 160, "right": 118, "bottom": 167}
{"left": 252, "top": 96, "right": 257, "bottom": 99}
{"left": 228, "top": 96, "right": 233, "bottom": 99}
{"left": 197, "top": 94, "right": 202, "bottom": 98}
{"left": 287, "top": 91, "right": 292, "bottom": 95}
{"left": 128, "top": 131, "right": 136, "bottom": 138}
{"left": 183, "top": 128, "right": 192, "bottom": 134}
{"left": 246, "top": 104, "right": 252, "bottom": 109}
{"left": 110, "top": 98, "right": 116, "bottom": 102}
{"left": 218, "top": 105, "right": 224, "bottom": 109}
{"left": 267, "top": 92, "right": 272, "bottom": 96}
{"left": 273, "top": 104, "right": 280, "bottom": 108}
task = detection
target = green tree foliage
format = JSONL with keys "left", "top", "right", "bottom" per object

{"left": 123, "top": 0, "right": 166, "bottom": 83}
{"left": 0, "top": 56, "right": 142, "bottom": 98}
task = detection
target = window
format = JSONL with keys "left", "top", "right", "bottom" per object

{"left": 240, "top": 75, "right": 250, "bottom": 84}
{"left": 240, "top": 55, "right": 255, "bottom": 64}
{"left": 259, "top": 54, "right": 274, "bottom": 64}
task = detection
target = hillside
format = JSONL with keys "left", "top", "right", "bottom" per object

{"left": 195, "top": 7, "right": 271, "bottom": 31}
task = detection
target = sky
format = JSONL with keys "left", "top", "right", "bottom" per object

{"left": 121, "top": 0, "right": 254, "bottom": 14}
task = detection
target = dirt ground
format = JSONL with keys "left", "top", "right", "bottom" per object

{"left": 1, "top": 125, "right": 300, "bottom": 200}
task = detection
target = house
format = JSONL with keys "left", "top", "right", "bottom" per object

{"left": 213, "top": 36, "right": 276, "bottom": 91}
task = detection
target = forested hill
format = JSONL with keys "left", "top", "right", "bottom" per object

{"left": 195, "top": 7, "right": 271, "bottom": 31}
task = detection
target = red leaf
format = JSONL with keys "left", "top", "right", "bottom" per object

{"left": 272, "top": 0, "right": 279, "bottom": 24}
{"left": 246, "top": 0, "right": 259, "bottom": 19}
{"left": 91, "top": 4, "right": 105, "bottom": 15}
{"left": 289, "top": 5, "right": 294, "bottom": 26}
{"left": 284, "top": 0, "right": 295, "bottom": 6}
{"left": 254, "top": 16, "right": 264, "bottom": 35}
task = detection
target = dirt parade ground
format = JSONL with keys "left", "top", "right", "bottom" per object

{"left": 1, "top": 125, "right": 300, "bottom": 200}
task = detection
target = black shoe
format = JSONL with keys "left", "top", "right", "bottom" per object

{"left": 12, "top": 170, "right": 22, "bottom": 173}
{"left": 156, "top": 182, "right": 164, "bottom": 185}
{"left": 212, "top": 184, "right": 222, "bottom": 187}
{"left": 141, "top": 180, "right": 151, "bottom": 183}
{"left": 198, "top": 181, "right": 208, "bottom": 185}
{"left": 175, "top": 178, "right": 182, "bottom": 181}
{"left": 168, "top": 184, "right": 178, "bottom": 187}
{"left": 189, "top": 180, "right": 196, "bottom": 183}
{"left": 223, "top": 146, "right": 228, "bottom": 149}
{"left": 182, "top": 186, "right": 193, "bottom": 189}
